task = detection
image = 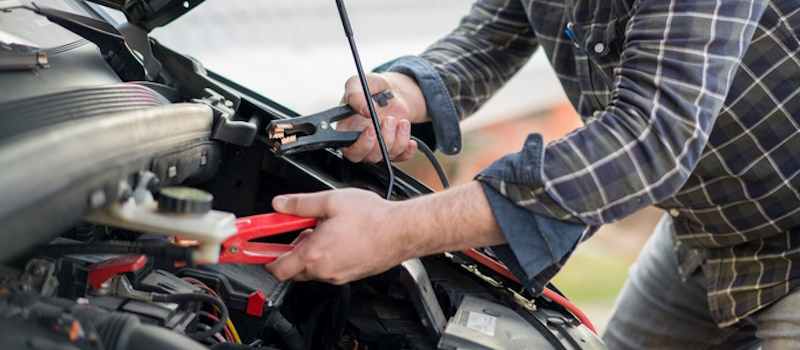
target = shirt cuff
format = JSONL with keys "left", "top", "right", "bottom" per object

{"left": 374, "top": 56, "right": 462, "bottom": 155}
{"left": 476, "top": 134, "right": 588, "bottom": 295}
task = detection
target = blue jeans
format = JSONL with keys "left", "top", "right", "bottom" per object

{"left": 602, "top": 215, "right": 800, "bottom": 349}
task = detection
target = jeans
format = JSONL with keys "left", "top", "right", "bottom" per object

{"left": 601, "top": 215, "right": 800, "bottom": 349}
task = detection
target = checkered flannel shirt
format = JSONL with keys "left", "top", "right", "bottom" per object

{"left": 407, "top": 0, "right": 800, "bottom": 327}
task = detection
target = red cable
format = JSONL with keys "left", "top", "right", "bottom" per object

{"left": 460, "top": 248, "right": 597, "bottom": 334}
{"left": 203, "top": 312, "right": 234, "bottom": 342}
{"left": 541, "top": 287, "right": 596, "bottom": 334}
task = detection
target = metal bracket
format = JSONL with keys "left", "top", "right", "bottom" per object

{"left": 116, "top": 22, "right": 162, "bottom": 81}
{"left": 151, "top": 41, "right": 257, "bottom": 147}
{"left": 193, "top": 88, "right": 258, "bottom": 147}
{"left": 21, "top": 259, "right": 59, "bottom": 297}
{"left": 400, "top": 259, "right": 448, "bottom": 339}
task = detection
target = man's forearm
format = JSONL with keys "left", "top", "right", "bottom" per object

{"left": 394, "top": 181, "right": 506, "bottom": 259}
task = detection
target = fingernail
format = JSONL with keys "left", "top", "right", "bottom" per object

{"left": 386, "top": 117, "right": 396, "bottom": 131}
{"left": 367, "top": 128, "right": 376, "bottom": 140}
{"left": 273, "top": 196, "right": 288, "bottom": 211}
{"left": 400, "top": 121, "right": 410, "bottom": 135}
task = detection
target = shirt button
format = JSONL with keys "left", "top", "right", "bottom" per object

{"left": 593, "top": 42, "right": 605, "bottom": 53}
{"left": 669, "top": 208, "right": 680, "bottom": 217}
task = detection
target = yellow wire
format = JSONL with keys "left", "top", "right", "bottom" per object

{"left": 211, "top": 305, "right": 242, "bottom": 344}
{"left": 226, "top": 317, "right": 242, "bottom": 344}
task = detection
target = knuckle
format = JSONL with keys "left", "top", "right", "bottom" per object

{"left": 305, "top": 249, "right": 323, "bottom": 264}
{"left": 343, "top": 151, "right": 363, "bottom": 163}
{"left": 270, "top": 269, "right": 287, "bottom": 281}
{"left": 344, "top": 144, "right": 368, "bottom": 161}
{"left": 320, "top": 195, "right": 337, "bottom": 213}
{"left": 288, "top": 196, "right": 304, "bottom": 213}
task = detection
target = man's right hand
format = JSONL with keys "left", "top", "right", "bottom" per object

{"left": 338, "top": 72, "right": 429, "bottom": 163}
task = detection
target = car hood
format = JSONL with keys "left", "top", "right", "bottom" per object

{"left": 86, "top": 0, "right": 204, "bottom": 31}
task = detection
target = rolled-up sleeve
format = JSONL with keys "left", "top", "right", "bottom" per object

{"left": 478, "top": 134, "right": 594, "bottom": 294}
{"left": 375, "top": 56, "right": 463, "bottom": 155}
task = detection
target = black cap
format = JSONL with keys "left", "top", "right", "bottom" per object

{"left": 157, "top": 187, "right": 213, "bottom": 215}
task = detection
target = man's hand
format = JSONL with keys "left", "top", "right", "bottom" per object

{"left": 264, "top": 182, "right": 506, "bottom": 285}
{"left": 338, "top": 72, "right": 429, "bottom": 163}
{"left": 264, "top": 188, "right": 416, "bottom": 285}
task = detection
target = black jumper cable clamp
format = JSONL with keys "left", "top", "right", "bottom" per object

{"left": 266, "top": 90, "right": 393, "bottom": 156}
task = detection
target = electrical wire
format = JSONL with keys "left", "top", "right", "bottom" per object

{"left": 182, "top": 277, "right": 243, "bottom": 344}
{"left": 226, "top": 316, "right": 243, "bottom": 344}
{"left": 335, "top": 0, "right": 394, "bottom": 200}
{"left": 198, "top": 324, "right": 223, "bottom": 344}
{"left": 460, "top": 248, "right": 597, "bottom": 334}
{"left": 410, "top": 136, "right": 450, "bottom": 189}
{"left": 215, "top": 332, "right": 228, "bottom": 343}
{"left": 203, "top": 311, "right": 234, "bottom": 343}
{"left": 209, "top": 305, "right": 233, "bottom": 342}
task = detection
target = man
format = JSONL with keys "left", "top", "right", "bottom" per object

{"left": 265, "top": 0, "right": 800, "bottom": 347}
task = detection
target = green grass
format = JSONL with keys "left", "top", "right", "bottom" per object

{"left": 550, "top": 250, "right": 633, "bottom": 305}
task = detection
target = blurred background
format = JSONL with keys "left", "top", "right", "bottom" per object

{"left": 150, "top": 0, "right": 663, "bottom": 333}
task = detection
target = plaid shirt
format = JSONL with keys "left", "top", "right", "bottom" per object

{"left": 407, "top": 0, "right": 800, "bottom": 327}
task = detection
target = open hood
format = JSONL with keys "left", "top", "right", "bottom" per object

{"left": 85, "top": 0, "right": 204, "bottom": 31}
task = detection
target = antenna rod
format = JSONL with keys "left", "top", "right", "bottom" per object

{"left": 334, "top": 0, "right": 394, "bottom": 200}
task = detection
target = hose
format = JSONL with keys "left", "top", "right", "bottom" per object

{"left": 266, "top": 311, "right": 304, "bottom": 350}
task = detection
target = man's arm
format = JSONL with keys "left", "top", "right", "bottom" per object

{"left": 338, "top": 0, "right": 538, "bottom": 161}
{"left": 487, "top": 0, "right": 770, "bottom": 226}
{"left": 264, "top": 181, "right": 505, "bottom": 285}
{"left": 418, "top": 0, "right": 538, "bottom": 119}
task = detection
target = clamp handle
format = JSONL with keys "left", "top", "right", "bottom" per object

{"left": 267, "top": 91, "right": 394, "bottom": 156}
{"left": 218, "top": 213, "right": 318, "bottom": 264}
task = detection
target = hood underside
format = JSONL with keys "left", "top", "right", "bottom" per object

{"left": 85, "top": 0, "right": 204, "bottom": 31}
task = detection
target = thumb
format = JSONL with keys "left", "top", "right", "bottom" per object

{"left": 272, "top": 192, "right": 332, "bottom": 218}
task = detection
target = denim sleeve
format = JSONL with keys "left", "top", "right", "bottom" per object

{"left": 374, "top": 56, "right": 462, "bottom": 155}
{"left": 477, "top": 134, "right": 593, "bottom": 295}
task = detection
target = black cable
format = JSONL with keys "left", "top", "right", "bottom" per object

{"left": 152, "top": 293, "right": 228, "bottom": 341}
{"left": 410, "top": 136, "right": 450, "bottom": 189}
{"left": 335, "top": 0, "right": 395, "bottom": 200}
{"left": 265, "top": 311, "right": 304, "bottom": 350}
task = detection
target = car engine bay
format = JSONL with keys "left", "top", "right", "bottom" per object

{"left": 0, "top": 1, "right": 605, "bottom": 349}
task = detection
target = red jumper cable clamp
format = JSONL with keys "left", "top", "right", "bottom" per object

{"left": 215, "top": 213, "right": 318, "bottom": 264}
